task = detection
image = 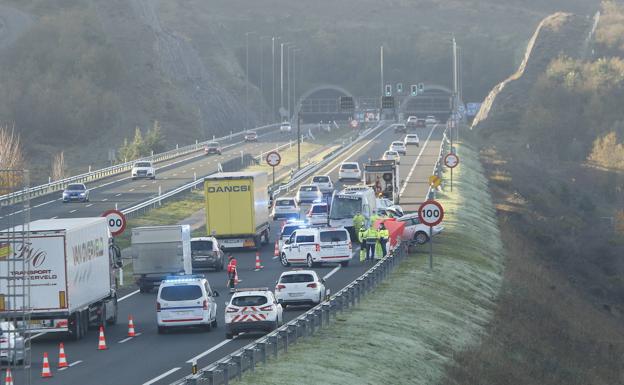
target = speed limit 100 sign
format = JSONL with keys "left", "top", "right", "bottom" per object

{"left": 102, "top": 209, "right": 127, "bottom": 236}
{"left": 418, "top": 200, "right": 444, "bottom": 226}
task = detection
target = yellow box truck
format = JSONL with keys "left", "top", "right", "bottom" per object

{"left": 204, "top": 171, "right": 270, "bottom": 249}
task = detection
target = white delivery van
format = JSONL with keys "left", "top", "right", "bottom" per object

{"left": 279, "top": 227, "right": 352, "bottom": 268}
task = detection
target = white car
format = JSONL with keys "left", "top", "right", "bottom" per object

{"left": 311, "top": 175, "right": 333, "bottom": 194}
{"left": 295, "top": 184, "right": 323, "bottom": 204}
{"left": 376, "top": 198, "right": 404, "bottom": 217}
{"left": 397, "top": 213, "right": 444, "bottom": 244}
{"left": 0, "top": 322, "right": 25, "bottom": 364}
{"left": 278, "top": 221, "right": 309, "bottom": 254}
{"left": 280, "top": 122, "right": 292, "bottom": 132}
{"left": 406, "top": 116, "right": 418, "bottom": 126}
{"left": 156, "top": 275, "right": 219, "bottom": 333}
{"left": 272, "top": 197, "right": 300, "bottom": 220}
{"left": 131, "top": 161, "right": 156, "bottom": 180}
{"left": 338, "top": 162, "right": 362, "bottom": 181}
{"left": 382, "top": 150, "right": 400, "bottom": 164}
{"left": 425, "top": 115, "right": 438, "bottom": 125}
{"left": 225, "top": 288, "right": 283, "bottom": 339}
{"left": 280, "top": 227, "right": 352, "bottom": 267}
{"left": 389, "top": 141, "right": 407, "bottom": 155}
{"left": 404, "top": 134, "right": 420, "bottom": 146}
{"left": 306, "top": 203, "right": 329, "bottom": 226}
{"left": 275, "top": 270, "right": 327, "bottom": 308}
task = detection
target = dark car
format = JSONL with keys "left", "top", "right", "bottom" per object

{"left": 416, "top": 118, "right": 426, "bottom": 128}
{"left": 62, "top": 183, "right": 89, "bottom": 203}
{"left": 204, "top": 142, "right": 222, "bottom": 155}
{"left": 191, "top": 237, "right": 224, "bottom": 271}
{"left": 393, "top": 124, "right": 407, "bottom": 133}
{"left": 244, "top": 132, "right": 258, "bottom": 142}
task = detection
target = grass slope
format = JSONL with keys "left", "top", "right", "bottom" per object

{"left": 235, "top": 142, "right": 504, "bottom": 385}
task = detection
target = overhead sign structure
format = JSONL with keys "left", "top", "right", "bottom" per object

{"left": 266, "top": 151, "right": 281, "bottom": 167}
{"left": 102, "top": 209, "right": 127, "bottom": 237}
{"left": 428, "top": 175, "right": 441, "bottom": 188}
{"left": 444, "top": 153, "right": 459, "bottom": 169}
{"left": 418, "top": 200, "right": 444, "bottom": 270}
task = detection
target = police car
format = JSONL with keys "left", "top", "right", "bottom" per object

{"left": 156, "top": 275, "right": 219, "bottom": 333}
{"left": 225, "top": 288, "right": 283, "bottom": 339}
{"left": 275, "top": 269, "right": 327, "bottom": 308}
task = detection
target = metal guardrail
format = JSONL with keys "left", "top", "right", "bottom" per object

{"left": 172, "top": 241, "right": 408, "bottom": 385}
{"left": 426, "top": 128, "right": 450, "bottom": 200}
{"left": 0, "top": 123, "right": 280, "bottom": 207}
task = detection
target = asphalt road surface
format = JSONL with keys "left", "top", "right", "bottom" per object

{"left": 11, "top": 122, "right": 443, "bottom": 385}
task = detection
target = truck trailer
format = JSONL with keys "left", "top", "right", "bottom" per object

{"left": 363, "top": 159, "right": 400, "bottom": 204}
{"left": 0, "top": 218, "right": 122, "bottom": 340}
{"left": 204, "top": 171, "right": 270, "bottom": 249}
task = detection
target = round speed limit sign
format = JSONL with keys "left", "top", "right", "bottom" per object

{"left": 102, "top": 209, "right": 127, "bottom": 236}
{"left": 444, "top": 153, "right": 459, "bottom": 168}
{"left": 266, "top": 151, "right": 281, "bottom": 167}
{"left": 418, "top": 200, "right": 444, "bottom": 226}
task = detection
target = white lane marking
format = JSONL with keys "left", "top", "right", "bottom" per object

{"left": 172, "top": 173, "right": 178, "bottom": 177}
{"left": 129, "top": 188, "right": 135, "bottom": 192}
{"left": 142, "top": 367, "right": 181, "bottom": 385}
{"left": 399, "top": 124, "right": 438, "bottom": 196}
{"left": 186, "top": 339, "right": 231, "bottom": 363}
{"left": 191, "top": 167, "right": 195, "bottom": 170}
{"left": 50, "top": 216, "right": 58, "bottom": 219}
{"left": 69, "top": 209, "right": 77, "bottom": 213}
{"left": 59, "top": 360, "right": 83, "bottom": 371}
{"left": 119, "top": 290, "right": 140, "bottom": 302}
{"left": 86, "top": 204, "right": 93, "bottom": 208}
{"left": 102, "top": 198, "right": 108, "bottom": 201}
{"left": 33, "top": 200, "right": 57, "bottom": 208}
{"left": 118, "top": 332, "right": 142, "bottom": 344}
{"left": 115, "top": 193, "right": 122, "bottom": 197}
{"left": 323, "top": 265, "right": 341, "bottom": 280}
{"left": 26, "top": 332, "right": 47, "bottom": 341}
{"left": 141, "top": 185, "right": 147, "bottom": 188}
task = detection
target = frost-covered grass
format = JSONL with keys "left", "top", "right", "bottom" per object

{"left": 235, "top": 142, "right": 505, "bottom": 385}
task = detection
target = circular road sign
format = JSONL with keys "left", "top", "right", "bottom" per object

{"left": 444, "top": 153, "right": 459, "bottom": 169}
{"left": 102, "top": 209, "right": 127, "bottom": 237}
{"left": 418, "top": 200, "right": 444, "bottom": 227}
{"left": 266, "top": 151, "right": 281, "bottom": 167}
{"left": 350, "top": 119, "right": 359, "bottom": 128}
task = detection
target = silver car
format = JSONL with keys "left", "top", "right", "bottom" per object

{"left": 296, "top": 185, "right": 323, "bottom": 204}
{"left": 0, "top": 322, "right": 25, "bottom": 364}
{"left": 62, "top": 183, "right": 89, "bottom": 203}
{"left": 311, "top": 175, "right": 333, "bottom": 194}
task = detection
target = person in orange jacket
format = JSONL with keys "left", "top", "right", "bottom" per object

{"left": 226, "top": 255, "right": 238, "bottom": 293}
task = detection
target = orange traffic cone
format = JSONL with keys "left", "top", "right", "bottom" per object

{"left": 274, "top": 241, "right": 280, "bottom": 258}
{"left": 41, "top": 352, "right": 53, "bottom": 378}
{"left": 58, "top": 343, "right": 68, "bottom": 368}
{"left": 97, "top": 326, "right": 107, "bottom": 350}
{"left": 5, "top": 368, "right": 14, "bottom": 385}
{"left": 128, "top": 315, "right": 136, "bottom": 337}
{"left": 254, "top": 252, "right": 263, "bottom": 271}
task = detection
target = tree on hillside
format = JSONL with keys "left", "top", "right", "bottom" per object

{"left": 117, "top": 121, "right": 166, "bottom": 162}
{"left": 0, "top": 124, "right": 25, "bottom": 191}
{"left": 51, "top": 151, "right": 67, "bottom": 181}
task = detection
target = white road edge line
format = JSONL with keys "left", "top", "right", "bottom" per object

{"left": 186, "top": 339, "right": 231, "bottom": 363}
{"left": 119, "top": 290, "right": 140, "bottom": 302}
{"left": 399, "top": 124, "right": 438, "bottom": 196}
{"left": 69, "top": 209, "right": 77, "bottom": 213}
{"left": 118, "top": 332, "right": 142, "bottom": 344}
{"left": 85, "top": 204, "right": 93, "bottom": 208}
{"left": 323, "top": 265, "right": 341, "bottom": 280}
{"left": 59, "top": 360, "right": 83, "bottom": 371}
{"left": 142, "top": 367, "right": 181, "bottom": 385}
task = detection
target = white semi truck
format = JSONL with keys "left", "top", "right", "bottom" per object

{"left": 0, "top": 218, "right": 122, "bottom": 340}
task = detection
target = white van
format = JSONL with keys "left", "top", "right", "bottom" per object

{"left": 279, "top": 227, "right": 352, "bottom": 268}
{"left": 156, "top": 275, "right": 219, "bottom": 333}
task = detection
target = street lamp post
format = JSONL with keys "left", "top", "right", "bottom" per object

{"left": 245, "top": 31, "right": 255, "bottom": 130}
{"left": 272, "top": 36, "right": 277, "bottom": 122}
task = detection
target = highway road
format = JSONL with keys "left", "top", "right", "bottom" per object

{"left": 11, "top": 122, "right": 444, "bottom": 385}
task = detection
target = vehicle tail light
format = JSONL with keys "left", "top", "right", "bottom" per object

{"left": 348, "top": 241, "right": 352, "bottom": 250}
{"left": 275, "top": 284, "right": 286, "bottom": 291}
{"left": 307, "top": 283, "right": 318, "bottom": 289}
{"left": 259, "top": 305, "right": 274, "bottom": 311}
{"left": 315, "top": 244, "right": 320, "bottom": 252}
{"left": 156, "top": 302, "right": 161, "bottom": 312}
{"left": 0, "top": 338, "right": 7, "bottom": 343}
{"left": 203, "top": 300, "right": 208, "bottom": 310}
{"left": 226, "top": 306, "right": 238, "bottom": 313}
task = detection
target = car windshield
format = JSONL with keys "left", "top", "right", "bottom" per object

{"left": 386, "top": 151, "right": 397, "bottom": 156}
{"left": 341, "top": 163, "right": 358, "bottom": 170}
{"left": 67, "top": 184, "right": 85, "bottom": 191}
{"left": 191, "top": 240, "right": 214, "bottom": 256}
{"left": 160, "top": 285, "right": 203, "bottom": 301}
{"left": 392, "top": 142, "right": 403, "bottom": 146}
{"left": 329, "top": 196, "right": 362, "bottom": 219}
{"left": 135, "top": 162, "right": 151, "bottom": 167}
{"left": 282, "top": 225, "right": 305, "bottom": 237}
{"left": 311, "top": 205, "right": 327, "bottom": 214}
{"left": 280, "top": 274, "right": 314, "bottom": 283}
{"left": 299, "top": 186, "right": 318, "bottom": 192}
{"left": 207, "top": 142, "right": 219, "bottom": 147}
{"left": 320, "top": 230, "right": 348, "bottom": 242}
{"left": 276, "top": 199, "right": 295, "bottom": 206}
{"left": 312, "top": 176, "right": 329, "bottom": 183}
{"left": 232, "top": 295, "right": 268, "bottom": 306}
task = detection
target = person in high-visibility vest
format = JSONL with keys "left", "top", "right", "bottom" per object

{"left": 364, "top": 226, "right": 379, "bottom": 261}
{"left": 378, "top": 222, "right": 390, "bottom": 258}
{"left": 353, "top": 211, "right": 365, "bottom": 235}
{"left": 358, "top": 225, "right": 367, "bottom": 262}
{"left": 226, "top": 255, "right": 238, "bottom": 293}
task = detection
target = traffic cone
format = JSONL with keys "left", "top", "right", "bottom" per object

{"left": 234, "top": 270, "right": 240, "bottom": 285}
{"left": 41, "top": 352, "right": 52, "bottom": 378}
{"left": 273, "top": 241, "right": 280, "bottom": 258}
{"left": 5, "top": 368, "right": 13, "bottom": 385}
{"left": 97, "top": 326, "right": 107, "bottom": 350}
{"left": 58, "top": 343, "right": 68, "bottom": 368}
{"left": 128, "top": 315, "right": 136, "bottom": 337}
{"left": 254, "top": 252, "right": 263, "bottom": 271}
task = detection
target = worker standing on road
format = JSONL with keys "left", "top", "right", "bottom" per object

{"left": 378, "top": 222, "right": 389, "bottom": 258}
{"left": 364, "top": 226, "right": 379, "bottom": 261}
{"left": 353, "top": 211, "right": 365, "bottom": 234}
{"left": 358, "top": 225, "right": 367, "bottom": 262}
{"left": 226, "top": 255, "right": 238, "bottom": 293}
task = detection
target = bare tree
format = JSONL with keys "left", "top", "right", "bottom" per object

{"left": 52, "top": 151, "right": 67, "bottom": 181}
{"left": 0, "top": 124, "right": 25, "bottom": 192}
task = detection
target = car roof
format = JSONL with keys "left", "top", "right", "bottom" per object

{"left": 341, "top": 161, "right": 358, "bottom": 165}
{"left": 310, "top": 202, "right": 328, "bottom": 207}
{"left": 406, "top": 134, "right": 418, "bottom": 137}
{"left": 392, "top": 141, "right": 404, "bottom": 144}
{"left": 276, "top": 196, "right": 296, "bottom": 201}
{"left": 232, "top": 288, "right": 271, "bottom": 296}
{"left": 280, "top": 269, "right": 318, "bottom": 277}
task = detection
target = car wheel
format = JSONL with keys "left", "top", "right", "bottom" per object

{"left": 280, "top": 253, "right": 290, "bottom": 267}
{"left": 211, "top": 319, "right": 218, "bottom": 328}
{"left": 306, "top": 254, "right": 314, "bottom": 268}
{"left": 340, "top": 260, "right": 349, "bottom": 267}
{"left": 225, "top": 332, "right": 233, "bottom": 339}
{"left": 158, "top": 326, "right": 166, "bottom": 334}
{"left": 414, "top": 231, "right": 429, "bottom": 245}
